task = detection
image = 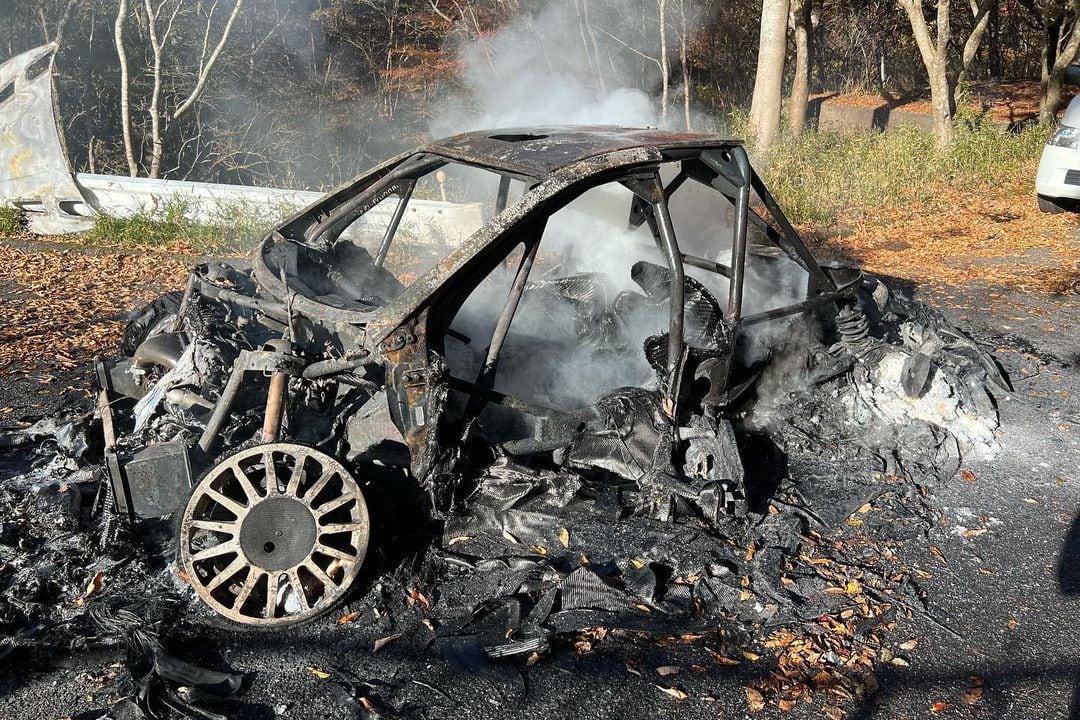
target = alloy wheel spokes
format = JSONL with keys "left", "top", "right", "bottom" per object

{"left": 179, "top": 443, "right": 370, "bottom": 627}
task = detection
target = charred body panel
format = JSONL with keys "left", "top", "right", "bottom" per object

{"left": 95, "top": 127, "right": 999, "bottom": 628}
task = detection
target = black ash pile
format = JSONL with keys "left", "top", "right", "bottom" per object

{"left": 0, "top": 254, "right": 1008, "bottom": 715}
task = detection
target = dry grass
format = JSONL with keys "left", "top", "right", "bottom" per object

{"left": 763, "top": 123, "right": 1050, "bottom": 224}
{"left": 805, "top": 158, "right": 1080, "bottom": 296}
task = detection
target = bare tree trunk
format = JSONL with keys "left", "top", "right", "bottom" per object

{"left": 898, "top": 0, "right": 954, "bottom": 145}
{"left": 961, "top": 0, "right": 993, "bottom": 75}
{"left": 952, "top": 0, "right": 993, "bottom": 106}
{"left": 749, "top": 0, "right": 790, "bottom": 151}
{"left": 46, "top": 0, "right": 77, "bottom": 70}
{"left": 1043, "top": 71, "right": 1065, "bottom": 124}
{"left": 114, "top": 0, "right": 137, "bottom": 176}
{"left": 788, "top": 0, "right": 812, "bottom": 135}
{"left": 658, "top": 0, "right": 670, "bottom": 121}
{"left": 928, "top": 61, "right": 954, "bottom": 143}
{"left": 143, "top": 0, "right": 166, "bottom": 179}
{"left": 677, "top": 0, "right": 692, "bottom": 131}
{"left": 988, "top": 0, "right": 1002, "bottom": 77}
{"left": 581, "top": 0, "right": 608, "bottom": 94}
{"left": 575, "top": 0, "right": 607, "bottom": 94}
{"left": 1040, "top": 11, "right": 1057, "bottom": 116}
{"left": 1040, "top": 7, "right": 1080, "bottom": 124}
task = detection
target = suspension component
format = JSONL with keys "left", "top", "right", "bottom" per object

{"left": 835, "top": 301, "right": 870, "bottom": 344}
{"left": 261, "top": 339, "right": 293, "bottom": 443}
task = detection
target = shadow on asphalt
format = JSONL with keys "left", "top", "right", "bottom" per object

{"left": 1061, "top": 513, "right": 1080, "bottom": 718}
{"left": 836, "top": 513, "right": 1080, "bottom": 718}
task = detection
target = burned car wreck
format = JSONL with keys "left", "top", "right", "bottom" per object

{"left": 93, "top": 127, "right": 1006, "bottom": 641}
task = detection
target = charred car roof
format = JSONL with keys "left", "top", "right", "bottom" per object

{"left": 422, "top": 126, "right": 741, "bottom": 179}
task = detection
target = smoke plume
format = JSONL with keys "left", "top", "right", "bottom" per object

{"left": 430, "top": 0, "right": 704, "bottom": 135}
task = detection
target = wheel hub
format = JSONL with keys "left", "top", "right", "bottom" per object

{"left": 179, "top": 443, "right": 369, "bottom": 627}
{"left": 238, "top": 496, "right": 317, "bottom": 571}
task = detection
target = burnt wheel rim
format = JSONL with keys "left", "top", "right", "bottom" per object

{"left": 179, "top": 443, "right": 369, "bottom": 626}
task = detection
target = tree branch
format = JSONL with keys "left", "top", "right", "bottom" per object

{"left": 173, "top": 0, "right": 245, "bottom": 120}
{"left": 961, "top": 0, "right": 994, "bottom": 73}
{"left": 897, "top": 0, "right": 938, "bottom": 70}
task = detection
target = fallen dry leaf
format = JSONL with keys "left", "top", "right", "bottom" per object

{"left": 657, "top": 685, "right": 689, "bottom": 700}
{"left": 801, "top": 155, "right": 1080, "bottom": 296}
{"left": 307, "top": 666, "right": 331, "bottom": 680}
{"left": 75, "top": 571, "right": 105, "bottom": 604}
{"left": 0, "top": 247, "right": 188, "bottom": 375}
{"left": 746, "top": 687, "right": 766, "bottom": 712}
{"left": 705, "top": 647, "right": 741, "bottom": 666}
{"left": 407, "top": 587, "right": 431, "bottom": 611}
{"left": 373, "top": 633, "right": 402, "bottom": 652}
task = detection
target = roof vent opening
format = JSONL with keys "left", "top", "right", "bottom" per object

{"left": 488, "top": 133, "right": 549, "bottom": 143}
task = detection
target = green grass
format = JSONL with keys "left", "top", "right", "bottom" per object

{"left": 0, "top": 205, "right": 27, "bottom": 236}
{"left": 84, "top": 199, "right": 286, "bottom": 254}
{"left": 758, "top": 122, "right": 1050, "bottom": 225}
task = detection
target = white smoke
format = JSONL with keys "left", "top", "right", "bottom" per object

{"left": 430, "top": 0, "right": 699, "bottom": 135}
{"left": 430, "top": 0, "right": 817, "bottom": 419}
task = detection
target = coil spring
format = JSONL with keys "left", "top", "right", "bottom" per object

{"left": 836, "top": 302, "right": 870, "bottom": 343}
{"left": 97, "top": 476, "right": 119, "bottom": 550}
{"left": 185, "top": 295, "right": 224, "bottom": 337}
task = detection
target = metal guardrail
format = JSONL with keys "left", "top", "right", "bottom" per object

{"left": 73, "top": 173, "right": 324, "bottom": 224}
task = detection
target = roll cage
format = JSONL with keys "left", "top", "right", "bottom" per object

{"left": 255, "top": 130, "right": 862, "bottom": 474}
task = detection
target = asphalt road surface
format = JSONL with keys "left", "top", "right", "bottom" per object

{"left": 0, "top": 270, "right": 1077, "bottom": 720}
